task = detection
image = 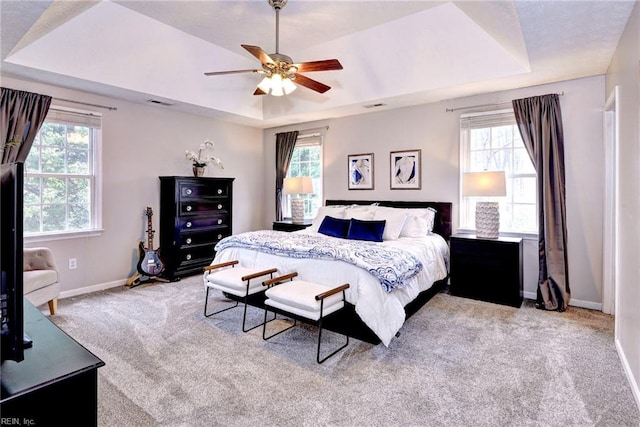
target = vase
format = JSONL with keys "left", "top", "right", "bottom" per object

{"left": 192, "top": 165, "right": 205, "bottom": 177}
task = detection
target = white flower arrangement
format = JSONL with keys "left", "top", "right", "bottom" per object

{"left": 185, "top": 140, "right": 224, "bottom": 169}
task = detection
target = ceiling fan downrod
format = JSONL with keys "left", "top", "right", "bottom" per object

{"left": 269, "top": 0, "right": 287, "bottom": 54}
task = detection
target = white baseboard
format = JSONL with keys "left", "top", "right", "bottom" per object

{"left": 59, "top": 279, "right": 125, "bottom": 299}
{"left": 523, "top": 291, "right": 602, "bottom": 311}
{"left": 616, "top": 337, "right": 640, "bottom": 413}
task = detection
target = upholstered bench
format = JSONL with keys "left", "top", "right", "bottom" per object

{"left": 262, "top": 272, "right": 350, "bottom": 363}
{"left": 203, "top": 260, "right": 277, "bottom": 332}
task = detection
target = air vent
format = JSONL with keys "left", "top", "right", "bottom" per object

{"left": 146, "top": 99, "right": 174, "bottom": 107}
{"left": 363, "top": 103, "right": 386, "bottom": 109}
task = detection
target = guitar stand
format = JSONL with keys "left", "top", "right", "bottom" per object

{"left": 126, "top": 272, "right": 172, "bottom": 288}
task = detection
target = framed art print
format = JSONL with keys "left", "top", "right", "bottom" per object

{"left": 348, "top": 153, "right": 374, "bottom": 190}
{"left": 390, "top": 149, "right": 421, "bottom": 189}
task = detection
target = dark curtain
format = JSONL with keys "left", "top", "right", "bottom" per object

{"left": 1, "top": 87, "right": 52, "bottom": 164}
{"left": 275, "top": 131, "right": 299, "bottom": 221}
{"left": 512, "top": 93, "right": 570, "bottom": 311}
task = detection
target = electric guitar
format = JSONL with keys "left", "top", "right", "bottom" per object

{"left": 137, "top": 207, "right": 165, "bottom": 277}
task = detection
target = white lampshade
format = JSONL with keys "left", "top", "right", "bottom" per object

{"left": 462, "top": 171, "right": 506, "bottom": 239}
{"left": 462, "top": 171, "right": 506, "bottom": 197}
{"left": 283, "top": 177, "right": 313, "bottom": 224}
{"left": 257, "top": 76, "right": 272, "bottom": 93}
{"left": 283, "top": 176, "right": 314, "bottom": 195}
{"left": 270, "top": 74, "right": 284, "bottom": 96}
{"left": 282, "top": 76, "right": 297, "bottom": 94}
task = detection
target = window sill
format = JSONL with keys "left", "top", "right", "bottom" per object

{"left": 24, "top": 228, "right": 104, "bottom": 243}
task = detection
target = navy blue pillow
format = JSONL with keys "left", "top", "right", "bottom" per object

{"left": 318, "top": 216, "right": 350, "bottom": 238}
{"left": 346, "top": 218, "right": 386, "bottom": 242}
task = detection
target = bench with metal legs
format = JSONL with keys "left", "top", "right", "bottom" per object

{"left": 262, "top": 272, "right": 350, "bottom": 364}
{"left": 203, "top": 260, "right": 277, "bottom": 332}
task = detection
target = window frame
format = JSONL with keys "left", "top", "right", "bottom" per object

{"left": 23, "top": 106, "right": 103, "bottom": 243}
{"left": 459, "top": 109, "right": 537, "bottom": 237}
{"left": 284, "top": 133, "right": 323, "bottom": 220}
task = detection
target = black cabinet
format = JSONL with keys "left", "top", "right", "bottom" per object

{"left": 272, "top": 220, "right": 312, "bottom": 232}
{"left": 449, "top": 234, "right": 523, "bottom": 307}
{"left": 1, "top": 301, "right": 104, "bottom": 425}
{"left": 159, "top": 176, "right": 234, "bottom": 279}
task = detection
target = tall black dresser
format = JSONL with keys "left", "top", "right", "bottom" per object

{"left": 159, "top": 176, "right": 234, "bottom": 279}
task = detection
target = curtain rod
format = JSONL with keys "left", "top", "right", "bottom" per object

{"left": 445, "top": 92, "right": 564, "bottom": 113}
{"left": 273, "top": 125, "right": 329, "bottom": 136}
{"left": 54, "top": 97, "right": 117, "bottom": 111}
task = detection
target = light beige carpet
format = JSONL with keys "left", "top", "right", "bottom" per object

{"left": 51, "top": 275, "right": 640, "bottom": 427}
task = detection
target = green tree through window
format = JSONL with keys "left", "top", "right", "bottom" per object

{"left": 459, "top": 110, "right": 537, "bottom": 234}
{"left": 285, "top": 134, "right": 323, "bottom": 219}
{"left": 24, "top": 108, "right": 101, "bottom": 236}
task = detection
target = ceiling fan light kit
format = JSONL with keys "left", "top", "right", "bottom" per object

{"left": 258, "top": 73, "right": 297, "bottom": 96}
{"left": 204, "top": 0, "right": 342, "bottom": 97}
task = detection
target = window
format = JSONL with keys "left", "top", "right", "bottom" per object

{"left": 459, "top": 109, "right": 537, "bottom": 234}
{"left": 285, "top": 133, "right": 323, "bottom": 220}
{"left": 23, "top": 107, "right": 102, "bottom": 239}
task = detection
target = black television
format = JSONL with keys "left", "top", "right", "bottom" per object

{"left": 1, "top": 161, "right": 25, "bottom": 362}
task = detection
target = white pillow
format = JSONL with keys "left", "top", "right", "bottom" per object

{"left": 400, "top": 207, "right": 437, "bottom": 237}
{"left": 310, "top": 206, "right": 347, "bottom": 232}
{"left": 425, "top": 207, "right": 436, "bottom": 233}
{"left": 372, "top": 206, "right": 408, "bottom": 240}
{"left": 343, "top": 205, "right": 375, "bottom": 220}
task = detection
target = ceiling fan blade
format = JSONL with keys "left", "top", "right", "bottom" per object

{"left": 204, "top": 69, "right": 261, "bottom": 76}
{"left": 253, "top": 87, "right": 267, "bottom": 96}
{"left": 293, "top": 73, "right": 331, "bottom": 94}
{"left": 242, "top": 44, "right": 275, "bottom": 65}
{"left": 294, "top": 59, "right": 343, "bottom": 73}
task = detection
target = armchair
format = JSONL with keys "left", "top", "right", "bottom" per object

{"left": 23, "top": 247, "right": 60, "bottom": 315}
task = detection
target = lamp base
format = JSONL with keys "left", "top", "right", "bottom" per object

{"left": 475, "top": 201, "right": 500, "bottom": 239}
{"left": 290, "top": 198, "right": 304, "bottom": 224}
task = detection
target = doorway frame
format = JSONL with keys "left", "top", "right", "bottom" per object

{"left": 602, "top": 86, "right": 619, "bottom": 319}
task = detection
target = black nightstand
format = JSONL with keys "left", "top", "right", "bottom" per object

{"left": 272, "top": 220, "right": 313, "bottom": 232}
{"left": 449, "top": 234, "right": 523, "bottom": 307}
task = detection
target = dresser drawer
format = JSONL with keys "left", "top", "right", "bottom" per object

{"left": 179, "top": 200, "right": 230, "bottom": 216}
{"left": 179, "top": 180, "right": 230, "bottom": 199}
{"left": 178, "top": 229, "right": 229, "bottom": 247}
{"left": 175, "top": 244, "right": 216, "bottom": 266}
{"left": 177, "top": 215, "right": 229, "bottom": 231}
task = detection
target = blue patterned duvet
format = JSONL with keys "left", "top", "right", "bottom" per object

{"left": 214, "top": 230, "right": 423, "bottom": 293}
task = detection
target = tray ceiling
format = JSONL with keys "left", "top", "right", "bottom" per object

{"left": 1, "top": 0, "right": 635, "bottom": 128}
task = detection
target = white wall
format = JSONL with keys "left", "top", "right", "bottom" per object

{"left": 3, "top": 76, "right": 264, "bottom": 295}
{"left": 5, "top": 72, "right": 610, "bottom": 312}
{"left": 605, "top": 1, "right": 640, "bottom": 409}
{"left": 264, "top": 75, "right": 606, "bottom": 308}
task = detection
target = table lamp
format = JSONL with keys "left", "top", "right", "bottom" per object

{"left": 462, "top": 171, "right": 506, "bottom": 239}
{"left": 283, "top": 177, "right": 313, "bottom": 224}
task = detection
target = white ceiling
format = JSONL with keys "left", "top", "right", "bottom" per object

{"left": 0, "top": 0, "right": 635, "bottom": 128}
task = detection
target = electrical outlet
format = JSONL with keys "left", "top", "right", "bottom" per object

{"left": 68, "top": 258, "right": 77, "bottom": 270}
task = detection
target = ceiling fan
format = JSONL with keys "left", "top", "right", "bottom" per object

{"left": 204, "top": 0, "right": 343, "bottom": 96}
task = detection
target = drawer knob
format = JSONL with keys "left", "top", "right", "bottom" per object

{"left": 217, "top": 204, "right": 223, "bottom": 210}
{"left": 186, "top": 205, "right": 192, "bottom": 212}
{"left": 217, "top": 234, "right": 222, "bottom": 240}
{"left": 186, "top": 238, "right": 192, "bottom": 244}
{"left": 217, "top": 189, "right": 222, "bottom": 195}
{"left": 186, "top": 188, "right": 192, "bottom": 195}
{"left": 186, "top": 221, "right": 192, "bottom": 228}
{"left": 186, "top": 254, "right": 192, "bottom": 261}
{"left": 217, "top": 219, "right": 223, "bottom": 225}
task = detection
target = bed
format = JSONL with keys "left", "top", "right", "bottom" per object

{"left": 208, "top": 200, "right": 452, "bottom": 346}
